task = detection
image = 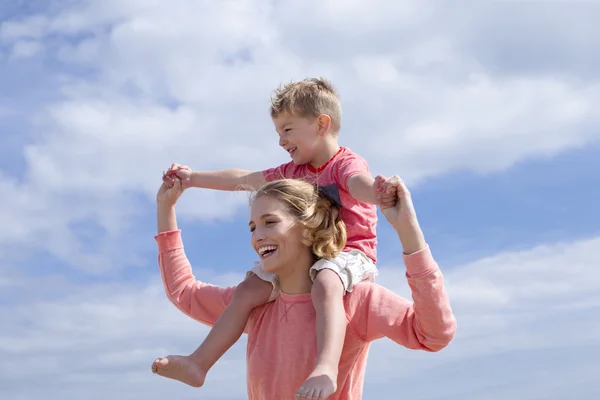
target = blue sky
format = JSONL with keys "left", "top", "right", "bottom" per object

{"left": 1, "top": 1, "right": 600, "bottom": 399}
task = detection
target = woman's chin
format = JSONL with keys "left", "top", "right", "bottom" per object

{"left": 260, "top": 259, "right": 280, "bottom": 274}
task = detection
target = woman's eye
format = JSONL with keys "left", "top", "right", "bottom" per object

{"left": 265, "top": 220, "right": 276, "bottom": 225}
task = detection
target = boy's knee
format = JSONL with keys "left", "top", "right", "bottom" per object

{"left": 312, "top": 269, "right": 344, "bottom": 300}
{"left": 233, "top": 274, "right": 273, "bottom": 308}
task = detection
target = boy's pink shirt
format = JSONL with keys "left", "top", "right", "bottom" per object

{"left": 155, "top": 230, "right": 456, "bottom": 400}
{"left": 263, "top": 147, "right": 378, "bottom": 262}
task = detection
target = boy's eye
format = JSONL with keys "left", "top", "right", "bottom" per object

{"left": 265, "top": 220, "right": 275, "bottom": 225}
{"left": 249, "top": 226, "right": 255, "bottom": 232}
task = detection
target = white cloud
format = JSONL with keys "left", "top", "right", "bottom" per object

{"left": 1, "top": 1, "right": 599, "bottom": 258}
{"left": 369, "top": 75, "right": 600, "bottom": 180}
{"left": 0, "top": 264, "right": 248, "bottom": 400}
{"left": 0, "top": 15, "right": 48, "bottom": 42}
{"left": 1, "top": 2, "right": 598, "bottom": 398}
{"left": 10, "top": 40, "right": 41, "bottom": 59}
{"left": 369, "top": 235, "right": 600, "bottom": 398}
{"left": 1, "top": 233, "right": 599, "bottom": 399}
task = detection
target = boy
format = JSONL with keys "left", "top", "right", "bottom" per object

{"left": 153, "top": 78, "right": 395, "bottom": 399}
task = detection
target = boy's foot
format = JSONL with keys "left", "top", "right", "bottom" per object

{"left": 295, "top": 365, "right": 337, "bottom": 399}
{"left": 151, "top": 355, "right": 207, "bottom": 388}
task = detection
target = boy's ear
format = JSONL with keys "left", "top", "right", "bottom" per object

{"left": 316, "top": 114, "right": 332, "bottom": 136}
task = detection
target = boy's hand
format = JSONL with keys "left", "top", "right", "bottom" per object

{"left": 162, "top": 163, "right": 192, "bottom": 189}
{"left": 374, "top": 175, "right": 398, "bottom": 208}
{"left": 377, "top": 175, "right": 425, "bottom": 254}
{"left": 377, "top": 175, "right": 418, "bottom": 229}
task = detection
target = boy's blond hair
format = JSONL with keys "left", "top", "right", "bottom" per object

{"left": 270, "top": 77, "right": 342, "bottom": 134}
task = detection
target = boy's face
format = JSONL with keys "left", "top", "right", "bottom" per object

{"left": 273, "top": 113, "right": 321, "bottom": 165}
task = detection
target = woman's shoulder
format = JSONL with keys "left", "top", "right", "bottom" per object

{"left": 341, "top": 282, "right": 390, "bottom": 341}
{"left": 344, "top": 282, "right": 385, "bottom": 311}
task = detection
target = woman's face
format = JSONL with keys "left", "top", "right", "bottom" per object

{"left": 249, "top": 195, "right": 309, "bottom": 275}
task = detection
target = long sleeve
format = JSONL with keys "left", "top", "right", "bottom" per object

{"left": 155, "top": 230, "right": 235, "bottom": 326}
{"left": 348, "top": 245, "right": 456, "bottom": 352}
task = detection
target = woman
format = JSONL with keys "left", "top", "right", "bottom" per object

{"left": 151, "top": 176, "right": 456, "bottom": 399}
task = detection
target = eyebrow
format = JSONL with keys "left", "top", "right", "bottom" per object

{"left": 248, "top": 213, "right": 277, "bottom": 226}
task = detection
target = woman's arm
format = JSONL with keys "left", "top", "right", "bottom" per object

{"left": 156, "top": 229, "right": 235, "bottom": 327}
{"left": 157, "top": 201, "right": 178, "bottom": 233}
{"left": 155, "top": 181, "right": 235, "bottom": 326}
{"left": 348, "top": 247, "right": 456, "bottom": 351}
{"left": 348, "top": 176, "right": 456, "bottom": 351}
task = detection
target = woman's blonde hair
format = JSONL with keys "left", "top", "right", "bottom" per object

{"left": 252, "top": 179, "right": 347, "bottom": 259}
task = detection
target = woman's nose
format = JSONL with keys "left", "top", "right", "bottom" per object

{"left": 252, "top": 227, "right": 266, "bottom": 242}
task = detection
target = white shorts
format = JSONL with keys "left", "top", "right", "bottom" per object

{"left": 246, "top": 250, "right": 378, "bottom": 302}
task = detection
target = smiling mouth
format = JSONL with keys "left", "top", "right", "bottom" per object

{"left": 287, "top": 147, "right": 297, "bottom": 157}
{"left": 258, "top": 245, "right": 278, "bottom": 259}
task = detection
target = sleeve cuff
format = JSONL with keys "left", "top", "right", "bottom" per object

{"left": 402, "top": 244, "right": 438, "bottom": 277}
{"left": 154, "top": 230, "right": 183, "bottom": 252}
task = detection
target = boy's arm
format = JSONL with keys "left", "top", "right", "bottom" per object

{"left": 348, "top": 174, "right": 398, "bottom": 207}
{"left": 166, "top": 161, "right": 291, "bottom": 192}
{"left": 347, "top": 173, "right": 378, "bottom": 204}
{"left": 336, "top": 152, "right": 387, "bottom": 205}
{"left": 188, "top": 169, "right": 266, "bottom": 191}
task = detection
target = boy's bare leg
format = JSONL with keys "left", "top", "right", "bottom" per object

{"left": 152, "top": 275, "right": 272, "bottom": 387}
{"left": 296, "top": 269, "right": 345, "bottom": 399}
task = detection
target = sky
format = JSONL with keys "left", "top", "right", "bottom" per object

{"left": 1, "top": 1, "right": 600, "bottom": 399}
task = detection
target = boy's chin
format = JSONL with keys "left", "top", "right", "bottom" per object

{"left": 291, "top": 157, "right": 308, "bottom": 165}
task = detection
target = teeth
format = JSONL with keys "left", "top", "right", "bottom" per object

{"left": 258, "top": 245, "right": 277, "bottom": 255}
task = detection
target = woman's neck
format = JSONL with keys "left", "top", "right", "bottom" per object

{"left": 277, "top": 257, "right": 314, "bottom": 295}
